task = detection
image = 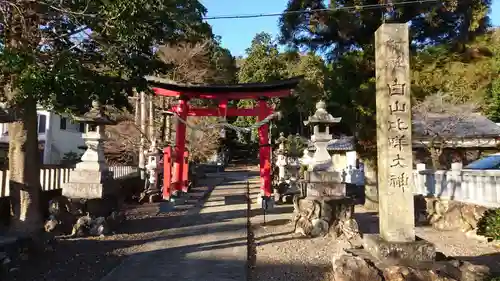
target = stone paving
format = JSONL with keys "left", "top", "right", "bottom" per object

{"left": 100, "top": 170, "right": 259, "bottom": 281}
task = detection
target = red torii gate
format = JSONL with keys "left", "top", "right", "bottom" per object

{"left": 146, "top": 76, "right": 301, "bottom": 200}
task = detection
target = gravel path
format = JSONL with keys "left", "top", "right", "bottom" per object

{"left": 355, "top": 206, "right": 500, "bottom": 270}
{"left": 248, "top": 186, "right": 350, "bottom": 281}
{"left": 7, "top": 176, "right": 224, "bottom": 281}
{"left": 250, "top": 192, "right": 500, "bottom": 281}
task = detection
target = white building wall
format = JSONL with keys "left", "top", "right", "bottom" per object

{"left": 48, "top": 114, "right": 85, "bottom": 164}
{"left": 0, "top": 110, "right": 84, "bottom": 164}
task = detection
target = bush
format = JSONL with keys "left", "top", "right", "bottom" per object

{"left": 477, "top": 208, "right": 500, "bottom": 240}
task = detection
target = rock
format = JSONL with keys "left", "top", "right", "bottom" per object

{"left": 453, "top": 260, "right": 490, "bottom": 281}
{"left": 460, "top": 204, "right": 487, "bottom": 230}
{"left": 71, "top": 214, "right": 92, "bottom": 237}
{"left": 383, "top": 265, "right": 454, "bottom": 281}
{"left": 89, "top": 217, "right": 110, "bottom": 236}
{"left": 44, "top": 218, "right": 59, "bottom": 233}
{"left": 0, "top": 252, "right": 10, "bottom": 266}
{"left": 46, "top": 197, "right": 78, "bottom": 235}
{"left": 432, "top": 204, "right": 465, "bottom": 231}
{"left": 332, "top": 251, "right": 491, "bottom": 281}
{"left": 464, "top": 229, "right": 489, "bottom": 243}
{"left": 380, "top": 259, "right": 489, "bottom": 281}
{"left": 106, "top": 211, "right": 125, "bottom": 229}
{"left": 48, "top": 197, "right": 67, "bottom": 216}
{"left": 331, "top": 254, "right": 383, "bottom": 281}
{"left": 426, "top": 199, "right": 490, "bottom": 236}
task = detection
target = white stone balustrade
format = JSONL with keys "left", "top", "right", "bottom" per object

{"left": 413, "top": 164, "right": 500, "bottom": 208}
{"left": 0, "top": 165, "right": 138, "bottom": 197}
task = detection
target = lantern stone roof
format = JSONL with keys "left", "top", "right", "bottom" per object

{"left": 73, "top": 101, "right": 117, "bottom": 125}
{"left": 303, "top": 101, "right": 342, "bottom": 126}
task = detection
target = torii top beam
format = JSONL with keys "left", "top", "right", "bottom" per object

{"left": 145, "top": 76, "right": 303, "bottom": 99}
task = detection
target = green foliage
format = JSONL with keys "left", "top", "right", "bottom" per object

{"left": 280, "top": 0, "right": 491, "bottom": 57}
{"left": 279, "top": 0, "right": 493, "bottom": 157}
{"left": 1, "top": 0, "right": 213, "bottom": 113}
{"left": 236, "top": 32, "right": 329, "bottom": 142}
{"left": 412, "top": 31, "right": 500, "bottom": 105}
{"left": 61, "top": 151, "right": 82, "bottom": 165}
{"left": 477, "top": 208, "right": 500, "bottom": 240}
{"left": 486, "top": 78, "right": 500, "bottom": 122}
{"left": 283, "top": 134, "right": 307, "bottom": 157}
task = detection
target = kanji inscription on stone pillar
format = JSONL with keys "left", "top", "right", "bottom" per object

{"left": 375, "top": 23, "right": 415, "bottom": 242}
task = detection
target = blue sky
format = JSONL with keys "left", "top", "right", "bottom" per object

{"left": 201, "top": 0, "right": 500, "bottom": 57}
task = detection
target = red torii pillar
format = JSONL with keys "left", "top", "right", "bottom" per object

{"left": 172, "top": 98, "right": 189, "bottom": 194}
{"left": 166, "top": 100, "right": 274, "bottom": 198}
{"left": 258, "top": 99, "right": 272, "bottom": 197}
{"left": 146, "top": 76, "right": 302, "bottom": 201}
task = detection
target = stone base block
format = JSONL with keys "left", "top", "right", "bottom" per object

{"left": 62, "top": 182, "right": 119, "bottom": 199}
{"left": 293, "top": 196, "right": 360, "bottom": 239}
{"left": 362, "top": 234, "right": 436, "bottom": 263}
{"left": 306, "top": 182, "right": 346, "bottom": 198}
{"left": 305, "top": 171, "right": 342, "bottom": 183}
{"left": 68, "top": 169, "right": 113, "bottom": 184}
{"left": 62, "top": 170, "right": 119, "bottom": 199}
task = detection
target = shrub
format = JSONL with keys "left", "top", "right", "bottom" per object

{"left": 477, "top": 208, "right": 500, "bottom": 240}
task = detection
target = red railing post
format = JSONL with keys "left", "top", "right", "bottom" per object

{"left": 182, "top": 150, "right": 189, "bottom": 192}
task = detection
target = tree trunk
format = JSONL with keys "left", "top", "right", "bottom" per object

{"left": 160, "top": 96, "right": 166, "bottom": 142}
{"left": 148, "top": 94, "right": 154, "bottom": 140}
{"left": 430, "top": 147, "right": 441, "bottom": 170}
{"left": 8, "top": 95, "right": 43, "bottom": 236}
{"left": 165, "top": 97, "right": 172, "bottom": 144}
{"left": 134, "top": 90, "right": 140, "bottom": 126}
{"left": 139, "top": 91, "right": 147, "bottom": 179}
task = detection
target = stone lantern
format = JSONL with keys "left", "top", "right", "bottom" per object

{"left": 62, "top": 101, "right": 118, "bottom": 199}
{"left": 142, "top": 139, "right": 162, "bottom": 203}
{"left": 275, "top": 132, "right": 288, "bottom": 182}
{"left": 303, "top": 100, "right": 341, "bottom": 171}
{"left": 287, "top": 134, "right": 301, "bottom": 182}
{"left": 293, "top": 101, "right": 359, "bottom": 239}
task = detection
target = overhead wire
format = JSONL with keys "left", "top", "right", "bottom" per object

{"left": 202, "top": 0, "right": 440, "bottom": 20}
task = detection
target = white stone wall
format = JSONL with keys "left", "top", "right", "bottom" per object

{"left": 413, "top": 165, "right": 500, "bottom": 208}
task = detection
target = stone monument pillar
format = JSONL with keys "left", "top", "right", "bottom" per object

{"left": 330, "top": 24, "right": 492, "bottom": 281}
{"left": 293, "top": 101, "right": 359, "bottom": 239}
{"left": 362, "top": 23, "right": 435, "bottom": 262}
